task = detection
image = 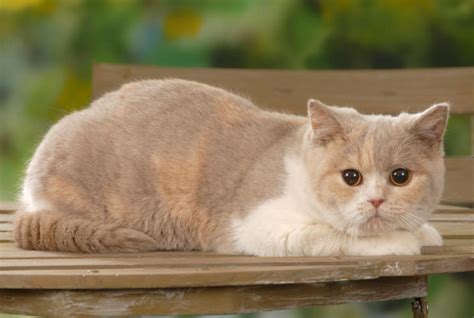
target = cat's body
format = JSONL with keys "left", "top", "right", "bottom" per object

{"left": 14, "top": 79, "right": 446, "bottom": 256}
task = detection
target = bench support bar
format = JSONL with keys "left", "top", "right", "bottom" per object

{"left": 412, "top": 296, "right": 429, "bottom": 318}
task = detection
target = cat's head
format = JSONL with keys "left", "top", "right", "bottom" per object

{"left": 304, "top": 99, "right": 449, "bottom": 237}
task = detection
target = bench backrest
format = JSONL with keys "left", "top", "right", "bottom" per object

{"left": 92, "top": 64, "right": 474, "bottom": 206}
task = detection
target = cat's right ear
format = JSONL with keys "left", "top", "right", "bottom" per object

{"left": 307, "top": 99, "right": 344, "bottom": 145}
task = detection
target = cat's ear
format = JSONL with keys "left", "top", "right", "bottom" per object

{"left": 307, "top": 99, "right": 344, "bottom": 145}
{"left": 411, "top": 103, "right": 449, "bottom": 147}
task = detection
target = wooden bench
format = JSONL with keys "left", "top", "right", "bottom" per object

{"left": 1, "top": 64, "right": 473, "bottom": 317}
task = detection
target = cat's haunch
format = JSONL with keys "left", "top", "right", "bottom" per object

{"left": 14, "top": 79, "right": 446, "bottom": 256}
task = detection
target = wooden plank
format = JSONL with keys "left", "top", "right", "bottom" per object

{"left": 443, "top": 157, "right": 474, "bottom": 205}
{"left": 471, "top": 115, "right": 474, "bottom": 156}
{"left": 2, "top": 253, "right": 467, "bottom": 270}
{"left": 0, "top": 276, "right": 427, "bottom": 317}
{"left": 0, "top": 213, "right": 14, "bottom": 223}
{"left": 435, "top": 205, "right": 473, "bottom": 213}
{"left": 432, "top": 222, "right": 474, "bottom": 239}
{"left": 430, "top": 214, "right": 474, "bottom": 222}
{"left": 422, "top": 244, "right": 473, "bottom": 255}
{"left": 0, "top": 202, "right": 16, "bottom": 213}
{"left": 443, "top": 239, "right": 474, "bottom": 247}
{"left": 93, "top": 64, "right": 474, "bottom": 115}
{"left": 0, "top": 223, "right": 12, "bottom": 232}
{"left": 0, "top": 232, "right": 12, "bottom": 242}
{"left": 0, "top": 254, "right": 471, "bottom": 289}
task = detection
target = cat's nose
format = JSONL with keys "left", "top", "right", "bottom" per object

{"left": 368, "top": 199, "right": 385, "bottom": 208}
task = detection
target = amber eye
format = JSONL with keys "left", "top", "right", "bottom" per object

{"left": 342, "top": 169, "right": 363, "bottom": 186}
{"left": 390, "top": 168, "right": 410, "bottom": 186}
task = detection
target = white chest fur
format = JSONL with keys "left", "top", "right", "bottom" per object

{"left": 230, "top": 156, "right": 438, "bottom": 256}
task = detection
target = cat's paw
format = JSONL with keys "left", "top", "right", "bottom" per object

{"left": 345, "top": 231, "right": 421, "bottom": 256}
{"left": 414, "top": 223, "right": 443, "bottom": 246}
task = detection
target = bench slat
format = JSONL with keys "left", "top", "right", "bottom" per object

{"left": 0, "top": 255, "right": 471, "bottom": 289}
{"left": 93, "top": 64, "right": 474, "bottom": 115}
{"left": 0, "top": 276, "right": 427, "bottom": 316}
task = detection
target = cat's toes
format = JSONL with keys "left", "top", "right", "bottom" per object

{"left": 415, "top": 223, "right": 443, "bottom": 246}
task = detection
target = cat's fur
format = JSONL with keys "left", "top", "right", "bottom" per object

{"left": 14, "top": 79, "right": 447, "bottom": 256}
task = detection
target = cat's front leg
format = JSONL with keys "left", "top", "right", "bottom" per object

{"left": 286, "top": 223, "right": 344, "bottom": 256}
{"left": 343, "top": 230, "right": 421, "bottom": 256}
{"left": 230, "top": 217, "right": 341, "bottom": 256}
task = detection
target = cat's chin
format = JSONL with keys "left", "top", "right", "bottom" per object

{"left": 357, "top": 215, "right": 396, "bottom": 236}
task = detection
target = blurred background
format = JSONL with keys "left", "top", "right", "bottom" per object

{"left": 0, "top": 0, "right": 472, "bottom": 317}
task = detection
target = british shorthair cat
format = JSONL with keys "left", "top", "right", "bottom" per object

{"left": 14, "top": 79, "right": 447, "bottom": 256}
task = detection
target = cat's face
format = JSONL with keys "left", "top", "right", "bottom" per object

{"left": 304, "top": 100, "right": 448, "bottom": 237}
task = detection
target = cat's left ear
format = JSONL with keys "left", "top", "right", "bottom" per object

{"left": 411, "top": 103, "right": 449, "bottom": 147}
{"left": 307, "top": 99, "right": 344, "bottom": 145}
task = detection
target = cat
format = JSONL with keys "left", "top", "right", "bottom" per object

{"left": 13, "top": 79, "right": 447, "bottom": 256}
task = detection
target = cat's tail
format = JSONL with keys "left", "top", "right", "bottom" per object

{"left": 13, "top": 210, "right": 159, "bottom": 253}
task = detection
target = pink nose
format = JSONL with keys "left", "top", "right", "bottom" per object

{"left": 368, "top": 199, "right": 385, "bottom": 208}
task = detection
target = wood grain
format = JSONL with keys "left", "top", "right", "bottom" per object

{"left": 442, "top": 157, "right": 474, "bottom": 205}
{"left": 0, "top": 276, "right": 427, "bottom": 317}
{"left": 93, "top": 64, "right": 474, "bottom": 115}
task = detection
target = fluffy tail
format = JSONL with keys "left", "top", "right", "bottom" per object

{"left": 13, "top": 210, "right": 159, "bottom": 253}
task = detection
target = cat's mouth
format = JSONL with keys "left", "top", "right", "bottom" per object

{"left": 361, "top": 214, "right": 391, "bottom": 233}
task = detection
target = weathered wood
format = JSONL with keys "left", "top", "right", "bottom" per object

{"left": 430, "top": 213, "right": 474, "bottom": 222}
{"left": 0, "top": 276, "right": 427, "bottom": 317}
{"left": 93, "top": 64, "right": 474, "bottom": 115}
{"left": 0, "top": 223, "right": 12, "bottom": 231}
{"left": 442, "top": 157, "right": 474, "bottom": 205}
{"left": 0, "top": 252, "right": 471, "bottom": 289}
{"left": 0, "top": 202, "right": 17, "bottom": 213}
{"left": 471, "top": 115, "right": 474, "bottom": 156}
{"left": 431, "top": 222, "right": 474, "bottom": 239}
{"left": 0, "top": 213, "right": 15, "bottom": 223}
{"left": 412, "top": 296, "right": 429, "bottom": 318}
{"left": 0, "top": 231, "right": 12, "bottom": 242}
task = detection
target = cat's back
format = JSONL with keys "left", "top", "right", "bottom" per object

{"left": 21, "top": 79, "right": 283, "bottom": 214}
{"left": 90, "top": 79, "right": 259, "bottom": 118}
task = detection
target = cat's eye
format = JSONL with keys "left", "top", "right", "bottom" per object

{"left": 390, "top": 168, "right": 410, "bottom": 186}
{"left": 342, "top": 169, "right": 362, "bottom": 186}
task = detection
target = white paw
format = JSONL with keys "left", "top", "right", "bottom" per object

{"left": 415, "top": 223, "right": 443, "bottom": 246}
{"left": 344, "top": 231, "right": 421, "bottom": 256}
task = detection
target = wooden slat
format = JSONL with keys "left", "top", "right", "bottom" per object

{"left": 0, "top": 213, "right": 14, "bottom": 223}
{"left": 443, "top": 157, "right": 474, "bottom": 205}
{"left": 0, "top": 232, "right": 12, "bottom": 242}
{"left": 0, "top": 202, "right": 17, "bottom": 213}
{"left": 0, "top": 253, "right": 471, "bottom": 289}
{"left": 430, "top": 213, "right": 474, "bottom": 222}
{"left": 0, "top": 223, "right": 12, "bottom": 231}
{"left": 0, "top": 251, "right": 471, "bottom": 270}
{"left": 93, "top": 64, "right": 474, "bottom": 115}
{"left": 432, "top": 222, "right": 474, "bottom": 239}
{"left": 436, "top": 205, "right": 473, "bottom": 213}
{"left": 0, "top": 276, "right": 426, "bottom": 317}
{"left": 422, "top": 244, "right": 473, "bottom": 255}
